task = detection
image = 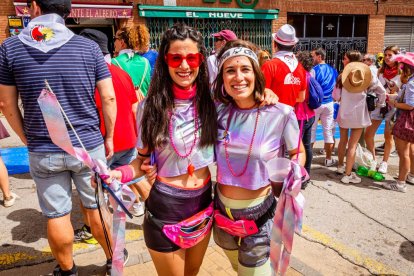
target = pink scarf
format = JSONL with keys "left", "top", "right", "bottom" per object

{"left": 172, "top": 83, "right": 197, "bottom": 100}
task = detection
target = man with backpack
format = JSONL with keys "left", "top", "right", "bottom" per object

{"left": 310, "top": 48, "right": 339, "bottom": 167}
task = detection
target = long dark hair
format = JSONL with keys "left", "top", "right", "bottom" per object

{"left": 214, "top": 39, "right": 265, "bottom": 105}
{"left": 141, "top": 23, "right": 217, "bottom": 152}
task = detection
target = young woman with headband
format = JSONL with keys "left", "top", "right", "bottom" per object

{"left": 213, "top": 39, "right": 305, "bottom": 275}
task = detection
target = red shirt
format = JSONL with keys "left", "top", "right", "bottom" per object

{"left": 262, "top": 57, "right": 307, "bottom": 107}
{"left": 95, "top": 64, "right": 138, "bottom": 152}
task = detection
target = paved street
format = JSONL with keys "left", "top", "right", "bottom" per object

{"left": 0, "top": 117, "right": 413, "bottom": 275}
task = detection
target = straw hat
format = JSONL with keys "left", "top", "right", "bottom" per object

{"left": 341, "top": 62, "right": 372, "bottom": 93}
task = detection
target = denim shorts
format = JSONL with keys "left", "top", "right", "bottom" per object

{"left": 370, "top": 107, "right": 396, "bottom": 121}
{"left": 213, "top": 189, "right": 276, "bottom": 268}
{"left": 107, "top": 147, "right": 137, "bottom": 169}
{"left": 29, "top": 144, "right": 106, "bottom": 218}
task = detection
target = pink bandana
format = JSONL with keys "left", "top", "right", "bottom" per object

{"left": 172, "top": 83, "right": 197, "bottom": 100}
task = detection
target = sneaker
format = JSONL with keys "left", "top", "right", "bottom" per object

{"left": 337, "top": 165, "right": 345, "bottom": 175}
{"left": 390, "top": 150, "right": 398, "bottom": 157}
{"left": 375, "top": 143, "right": 385, "bottom": 153}
{"left": 52, "top": 264, "right": 78, "bottom": 276}
{"left": 106, "top": 248, "right": 129, "bottom": 275}
{"left": 377, "top": 161, "right": 388, "bottom": 174}
{"left": 73, "top": 225, "right": 98, "bottom": 245}
{"left": 301, "top": 180, "right": 312, "bottom": 190}
{"left": 341, "top": 172, "right": 362, "bottom": 184}
{"left": 130, "top": 202, "right": 144, "bottom": 217}
{"left": 382, "top": 181, "right": 407, "bottom": 193}
{"left": 324, "top": 159, "right": 337, "bottom": 167}
{"left": 406, "top": 173, "right": 414, "bottom": 185}
{"left": 3, "top": 192, "right": 19, "bottom": 207}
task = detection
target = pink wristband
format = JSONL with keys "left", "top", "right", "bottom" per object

{"left": 114, "top": 165, "right": 134, "bottom": 183}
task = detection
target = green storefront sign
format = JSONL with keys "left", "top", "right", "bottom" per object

{"left": 138, "top": 5, "right": 278, "bottom": 20}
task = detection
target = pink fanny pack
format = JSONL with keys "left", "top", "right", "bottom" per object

{"left": 214, "top": 210, "right": 259, "bottom": 238}
{"left": 147, "top": 203, "right": 214, "bottom": 249}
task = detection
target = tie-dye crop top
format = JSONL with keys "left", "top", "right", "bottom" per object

{"left": 136, "top": 99, "right": 214, "bottom": 177}
{"left": 215, "top": 102, "right": 300, "bottom": 190}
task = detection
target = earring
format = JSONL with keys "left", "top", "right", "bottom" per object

{"left": 221, "top": 85, "right": 228, "bottom": 97}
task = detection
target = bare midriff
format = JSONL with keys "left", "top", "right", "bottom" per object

{"left": 218, "top": 183, "right": 272, "bottom": 200}
{"left": 157, "top": 166, "right": 211, "bottom": 189}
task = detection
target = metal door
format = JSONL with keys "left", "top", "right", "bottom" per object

{"left": 146, "top": 17, "right": 272, "bottom": 55}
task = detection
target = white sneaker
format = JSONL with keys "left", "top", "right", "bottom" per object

{"left": 377, "top": 161, "right": 388, "bottom": 174}
{"left": 130, "top": 202, "right": 145, "bottom": 217}
{"left": 406, "top": 173, "right": 414, "bottom": 185}
{"left": 382, "top": 181, "right": 407, "bottom": 193}
{"left": 324, "top": 159, "right": 337, "bottom": 167}
{"left": 337, "top": 165, "right": 345, "bottom": 175}
{"left": 3, "top": 192, "right": 20, "bottom": 207}
{"left": 341, "top": 172, "right": 362, "bottom": 184}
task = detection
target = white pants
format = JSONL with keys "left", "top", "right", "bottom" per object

{"left": 311, "top": 102, "right": 335, "bottom": 144}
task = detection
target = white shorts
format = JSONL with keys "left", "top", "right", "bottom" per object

{"left": 311, "top": 102, "right": 335, "bottom": 144}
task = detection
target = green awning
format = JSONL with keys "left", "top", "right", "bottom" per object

{"left": 138, "top": 5, "right": 278, "bottom": 20}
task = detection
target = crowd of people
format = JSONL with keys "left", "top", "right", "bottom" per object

{"left": 0, "top": 0, "right": 413, "bottom": 275}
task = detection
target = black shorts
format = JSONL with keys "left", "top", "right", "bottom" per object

{"left": 143, "top": 179, "right": 213, "bottom": 252}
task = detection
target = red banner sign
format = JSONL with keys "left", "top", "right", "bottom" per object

{"left": 15, "top": 5, "right": 133, "bottom": 19}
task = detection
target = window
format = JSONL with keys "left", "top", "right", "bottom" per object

{"left": 288, "top": 14, "right": 304, "bottom": 38}
{"left": 339, "top": 16, "right": 353, "bottom": 37}
{"left": 306, "top": 15, "right": 322, "bottom": 37}
{"left": 354, "top": 16, "right": 368, "bottom": 37}
{"left": 324, "top": 16, "right": 337, "bottom": 37}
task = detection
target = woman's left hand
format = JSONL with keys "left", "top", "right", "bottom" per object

{"left": 260, "top": 88, "right": 279, "bottom": 106}
{"left": 388, "top": 99, "right": 397, "bottom": 108}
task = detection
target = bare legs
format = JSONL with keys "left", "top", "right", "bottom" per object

{"left": 149, "top": 231, "right": 211, "bottom": 276}
{"left": 338, "top": 127, "right": 363, "bottom": 175}
{"left": 47, "top": 209, "right": 112, "bottom": 270}
{"left": 0, "top": 156, "right": 11, "bottom": 199}
{"left": 395, "top": 137, "right": 413, "bottom": 182}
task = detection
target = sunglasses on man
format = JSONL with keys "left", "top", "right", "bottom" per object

{"left": 165, "top": 53, "right": 204, "bottom": 68}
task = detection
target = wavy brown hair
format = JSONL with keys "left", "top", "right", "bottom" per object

{"left": 213, "top": 40, "right": 265, "bottom": 105}
{"left": 378, "top": 45, "right": 400, "bottom": 76}
{"left": 401, "top": 63, "right": 414, "bottom": 84}
{"left": 140, "top": 23, "right": 217, "bottom": 152}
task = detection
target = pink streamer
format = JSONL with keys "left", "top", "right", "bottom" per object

{"left": 270, "top": 161, "right": 305, "bottom": 276}
{"left": 38, "top": 88, "right": 135, "bottom": 275}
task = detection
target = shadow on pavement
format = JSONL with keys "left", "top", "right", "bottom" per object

{"left": 399, "top": 241, "right": 414, "bottom": 262}
{"left": 7, "top": 208, "right": 47, "bottom": 243}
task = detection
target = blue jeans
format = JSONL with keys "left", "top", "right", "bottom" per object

{"left": 29, "top": 145, "right": 106, "bottom": 218}
{"left": 298, "top": 117, "right": 315, "bottom": 175}
{"left": 107, "top": 148, "right": 137, "bottom": 169}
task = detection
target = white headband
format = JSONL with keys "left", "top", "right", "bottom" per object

{"left": 218, "top": 47, "right": 259, "bottom": 70}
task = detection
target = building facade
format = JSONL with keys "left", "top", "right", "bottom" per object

{"left": 1, "top": 0, "right": 414, "bottom": 69}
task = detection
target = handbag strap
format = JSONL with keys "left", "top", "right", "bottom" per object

{"left": 112, "top": 57, "right": 124, "bottom": 71}
{"left": 138, "top": 60, "right": 149, "bottom": 89}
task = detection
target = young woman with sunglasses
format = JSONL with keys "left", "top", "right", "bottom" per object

{"left": 108, "top": 23, "right": 217, "bottom": 276}
{"left": 213, "top": 40, "right": 305, "bottom": 275}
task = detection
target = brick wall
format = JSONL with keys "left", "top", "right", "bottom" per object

{"left": 368, "top": 14, "right": 386, "bottom": 55}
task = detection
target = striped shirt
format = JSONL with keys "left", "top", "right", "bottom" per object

{"left": 0, "top": 35, "right": 111, "bottom": 152}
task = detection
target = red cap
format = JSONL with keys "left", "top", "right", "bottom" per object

{"left": 212, "top": 30, "right": 237, "bottom": 41}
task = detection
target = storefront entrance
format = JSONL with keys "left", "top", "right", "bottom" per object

{"left": 288, "top": 13, "right": 368, "bottom": 71}
{"left": 146, "top": 17, "right": 272, "bottom": 54}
